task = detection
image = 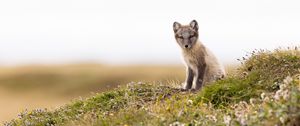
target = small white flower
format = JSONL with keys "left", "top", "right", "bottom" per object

{"left": 206, "top": 115, "right": 217, "bottom": 122}
{"left": 223, "top": 115, "right": 231, "bottom": 126}
{"left": 239, "top": 117, "right": 247, "bottom": 126}
{"left": 212, "top": 116, "right": 217, "bottom": 122}
{"left": 169, "top": 121, "right": 184, "bottom": 126}
{"left": 283, "top": 76, "right": 293, "bottom": 84}
{"left": 274, "top": 90, "right": 282, "bottom": 100}
{"left": 249, "top": 98, "right": 256, "bottom": 106}
{"left": 261, "top": 93, "right": 266, "bottom": 100}
{"left": 279, "top": 117, "right": 285, "bottom": 124}
{"left": 279, "top": 83, "right": 287, "bottom": 90}
{"left": 187, "top": 100, "right": 193, "bottom": 105}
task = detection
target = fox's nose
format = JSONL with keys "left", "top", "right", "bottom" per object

{"left": 184, "top": 45, "right": 188, "bottom": 48}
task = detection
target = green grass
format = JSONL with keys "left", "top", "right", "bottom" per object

{"left": 5, "top": 47, "right": 300, "bottom": 126}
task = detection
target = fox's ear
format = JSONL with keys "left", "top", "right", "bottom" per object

{"left": 189, "top": 20, "right": 198, "bottom": 31}
{"left": 173, "top": 22, "right": 181, "bottom": 33}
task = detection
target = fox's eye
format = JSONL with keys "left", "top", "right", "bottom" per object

{"left": 189, "top": 36, "right": 197, "bottom": 41}
{"left": 176, "top": 35, "right": 183, "bottom": 39}
{"left": 177, "top": 37, "right": 183, "bottom": 41}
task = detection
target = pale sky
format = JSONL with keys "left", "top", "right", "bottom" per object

{"left": 0, "top": 0, "right": 299, "bottom": 65}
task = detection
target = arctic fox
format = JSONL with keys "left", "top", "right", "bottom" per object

{"left": 173, "top": 20, "right": 226, "bottom": 90}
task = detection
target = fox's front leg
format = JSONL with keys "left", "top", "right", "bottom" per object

{"left": 195, "top": 63, "right": 207, "bottom": 90}
{"left": 184, "top": 67, "right": 194, "bottom": 89}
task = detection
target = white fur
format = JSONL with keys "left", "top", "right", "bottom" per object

{"left": 203, "top": 47, "right": 226, "bottom": 83}
{"left": 181, "top": 41, "right": 225, "bottom": 86}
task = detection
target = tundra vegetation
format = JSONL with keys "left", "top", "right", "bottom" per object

{"left": 4, "top": 47, "right": 300, "bottom": 126}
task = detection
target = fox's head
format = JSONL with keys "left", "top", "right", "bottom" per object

{"left": 173, "top": 20, "right": 199, "bottom": 49}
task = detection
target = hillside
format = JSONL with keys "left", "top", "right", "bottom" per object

{"left": 4, "top": 47, "right": 300, "bottom": 126}
{"left": 0, "top": 64, "right": 186, "bottom": 121}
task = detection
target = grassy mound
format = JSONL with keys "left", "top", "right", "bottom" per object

{"left": 5, "top": 47, "right": 300, "bottom": 126}
{"left": 195, "top": 47, "right": 300, "bottom": 107}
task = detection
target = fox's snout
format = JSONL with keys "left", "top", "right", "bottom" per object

{"left": 184, "top": 44, "right": 192, "bottom": 49}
